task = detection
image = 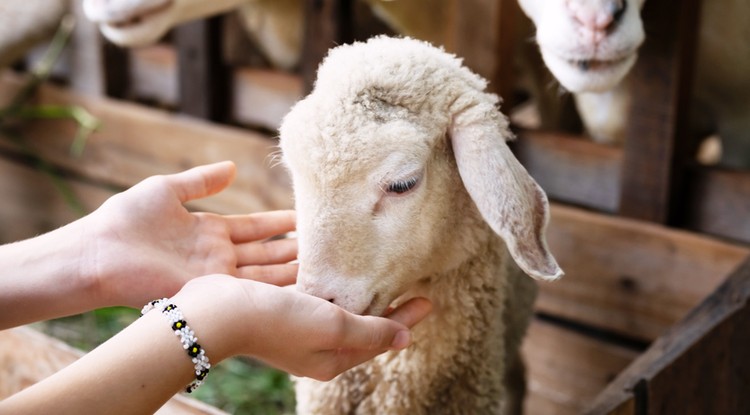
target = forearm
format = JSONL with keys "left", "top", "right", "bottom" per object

{"left": 0, "top": 220, "right": 101, "bottom": 329}
{"left": 0, "top": 303, "right": 229, "bottom": 415}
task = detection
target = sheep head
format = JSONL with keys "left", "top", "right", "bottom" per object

{"left": 518, "top": 0, "right": 646, "bottom": 92}
{"left": 279, "top": 36, "right": 562, "bottom": 316}
{"left": 83, "top": 0, "right": 249, "bottom": 47}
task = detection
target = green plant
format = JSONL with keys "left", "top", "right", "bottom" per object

{"left": 0, "top": 15, "right": 100, "bottom": 215}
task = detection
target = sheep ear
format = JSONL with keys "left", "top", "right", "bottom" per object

{"left": 449, "top": 93, "right": 563, "bottom": 281}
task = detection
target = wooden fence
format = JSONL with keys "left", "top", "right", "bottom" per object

{"left": 1, "top": 0, "right": 749, "bottom": 414}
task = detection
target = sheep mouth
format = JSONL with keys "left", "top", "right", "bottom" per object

{"left": 567, "top": 55, "right": 631, "bottom": 72}
{"left": 106, "top": 1, "right": 173, "bottom": 29}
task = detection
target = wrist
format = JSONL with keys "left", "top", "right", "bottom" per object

{"left": 167, "top": 276, "right": 249, "bottom": 364}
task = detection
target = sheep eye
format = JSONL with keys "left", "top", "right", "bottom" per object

{"left": 387, "top": 177, "right": 419, "bottom": 194}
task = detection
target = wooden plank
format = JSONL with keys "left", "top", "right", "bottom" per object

{"left": 128, "top": 45, "right": 303, "bottom": 130}
{"left": 684, "top": 166, "right": 750, "bottom": 244}
{"left": 130, "top": 45, "right": 179, "bottom": 107}
{"left": 492, "top": 0, "right": 521, "bottom": 107}
{"left": 523, "top": 318, "right": 639, "bottom": 415}
{"left": 174, "top": 16, "right": 230, "bottom": 121}
{"left": 300, "top": 0, "right": 354, "bottom": 93}
{"left": 450, "top": 0, "right": 498, "bottom": 82}
{"left": 0, "top": 72, "right": 293, "bottom": 215}
{"left": 586, "top": 257, "right": 750, "bottom": 415}
{"left": 232, "top": 68, "right": 303, "bottom": 131}
{"left": 515, "top": 130, "right": 622, "bottom": 212}
{"left": 0, "top": 156, "right": 112, "bottom": 243}
{"left": 543, "top": 204, "right": 749, "bottom": 341}
{"left": 0, "top": 326, "right": 227, "bottom": 414}
{"left": 617, "top": 0, "right": 701, "bottom": 223}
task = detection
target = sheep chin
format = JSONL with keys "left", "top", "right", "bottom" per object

{"left": 540, "top": 47, "right": 637, "bottom": 92}
{"left": 98, "top": 5, "right": 173, "bottom": 47}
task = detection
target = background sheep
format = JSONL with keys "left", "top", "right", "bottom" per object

{"left": 518, "top": 0, "right": 750, "bottom": 168}
{"left": 83, "top": 0, "right": 303, "bottom": 70}
{"left": 0, "top": 0, "right": 66, "bottom": 69}
{"left": 279, "top": 36, "right": 562, "bottom": 414}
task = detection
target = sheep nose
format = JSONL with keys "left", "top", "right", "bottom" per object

{"left": 297, "top": 276, "right": 337, "bottom": 303}
{"left": 568, "top": 0, "right": 627, "bottom": 39}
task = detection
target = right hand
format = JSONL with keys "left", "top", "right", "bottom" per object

{"left": 171, "top": 275, "right": 432, "bottom": 381}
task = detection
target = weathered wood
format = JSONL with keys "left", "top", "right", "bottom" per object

{"left": 586, "top": 257, "right": 750, "bottom": 415}
{"left": 492, "top": 0, "right": 521, "bottom": 107}
{"left": 450, "top": 0, "right": 498, "bottom": 82}
{"left": 544, "top": 204, "right": 749, "bottom": 341}
{"left": 0, "top": 72, "right": 293, "bottom": 215}
{"left": 300, "top": 0, "right": 354, "bottom": 93}
{"left": 232, "top": 68, "right": 303, "bottom": 131}
{"left": 174, "top": 16, "right": 230, "bottom": 121}
{"left": 128, "top": 45, "right": 303, "bottom": 130}
{"left": 523, "top": 318, "right": 638, "bottom": 415}
{"left": 0, "top": 318, "right": 636, "bottom": 415}
{"left": 684, "top": 166, "right": 750, "bottom": 244}
{"left": 515, "top": 130, "right": 622, "bottom": 212}
{"left": 0, "top": 157, "right": 112, "bottom": 243}
{"left": 617, "top": 0, "right": 701, "bottom": 223}
{"left": 0, "top": 326, "right": 228, "bottom": 414}
{"left": 129, "top": 45, "right": 179, "bottom": 107}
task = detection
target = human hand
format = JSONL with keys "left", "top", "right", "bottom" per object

{"left": 171, "top": 275, "right": 433, "bottom": 381}
{"left": 81, "top": 161, "right": 297, "bottom": 308}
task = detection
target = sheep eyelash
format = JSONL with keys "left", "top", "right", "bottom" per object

{"left": 385, "top": 176, "right": 420, "bottom": 195}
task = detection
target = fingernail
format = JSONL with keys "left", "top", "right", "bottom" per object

{"left": 390, "top": 330, "right": 411, "bottom": 350}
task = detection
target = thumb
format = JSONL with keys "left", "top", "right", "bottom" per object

{"left": 341, "top": 297, "right": 432, "bottom": 351}
{"left": 167, "top": 161, "right": 237, "bottom": 203}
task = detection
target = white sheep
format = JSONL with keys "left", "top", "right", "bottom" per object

{"left": 82, "top": 0, "right": 303, "bottom": 70}
{"left": 279, "top": 36, "right": 563, "bottom": 415}
{"left": 82, "top": 0, "right": 453, "bottom": 72}
{"left": 518, "top": 0, "right": 750, "bottom": 168}
{"left": 0, "top": 0, "right": 66, "bottom": 69}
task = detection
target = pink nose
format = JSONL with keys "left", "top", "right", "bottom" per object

{"left": 567, "top": 0, "right": 626, "bottom": 43}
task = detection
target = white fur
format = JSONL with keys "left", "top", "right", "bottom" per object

{"left": 82, "top": 0, "right": 451, "bottom": 71}
{"left": 279, "top": 36, "right": 562, "bottom": 414}
{"left": 0, "top": 0, "right": 67, "bottom": 69}
{"left": 83, "top": 0, "right": 301, "bottom": 70}
{"left": 519, "top": 0, "right": 750, "bottom": 167}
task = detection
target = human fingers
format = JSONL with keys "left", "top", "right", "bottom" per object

{"left": 226, "top": 210, "right": 296, "bottom": 242}
{"left": 166, "top": 161, "right": 237, "bottom": 203}
{"left": 335, "top": 301, "right": 428, "bottom": 353}
{"left": 237, "top": 263, "right": 298, "bottom": 286}
{"left": 381, "top": 297, "right": 433, "bottom": 332}
{"left": 236, "top": 238, "right": 297, "bottom": 266}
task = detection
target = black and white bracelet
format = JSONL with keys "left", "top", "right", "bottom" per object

{"left": 141, "top": 298, "right": 211, "bottom": 393}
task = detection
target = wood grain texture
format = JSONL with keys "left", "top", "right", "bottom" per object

{"left": 514, "top": 130, "right": 622, "bottom": 212}
{"left": 586, "top": 258, "right": 750, "bottom": 414}
{"left": 543, "top": 205, "right": 749, "bottom": 341}
{"left": 0, "top": 72, "right": 294, "bottom": 216}
{"left": 617, "top": 0, "right": 701, "bottom": 223}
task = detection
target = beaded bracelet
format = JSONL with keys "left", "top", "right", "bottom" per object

{"left": 141, "top": 298, "right": 211, "bottom": 393}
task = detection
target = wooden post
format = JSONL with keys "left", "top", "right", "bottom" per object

{"left": 617, "top": 0, "right": 702, "bottom": 223}
{"left": 300, "top": 0, "right": 354, "bottom": 93}
{"left": 585, "top": 256, "right": 750, "bottom": 415}
{"left": 174, "top": 16, "right": 230, "bottom": 122}
{"left": 493, "top": 0, "right": 520, "bottom": 107}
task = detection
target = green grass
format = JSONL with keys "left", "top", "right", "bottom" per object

{"left": 35, "top": 307, "right": 296, "bottom": 414}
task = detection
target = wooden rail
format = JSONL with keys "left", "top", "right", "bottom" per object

{"left": 586, "top": 257, "right": 750, "bottom": 414}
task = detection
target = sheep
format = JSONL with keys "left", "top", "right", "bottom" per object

{"left": 0, "top": 0, "right": 66, "bottom": 69}
{"left": 82, "top": 0, "right": 450, "bottom": 72}
{"left": 82, "top": 0, "right": 303, "bottom": 70}
{"left": 517, "top": 0, "right": 750, "bottom": 168}
{"left": 278, "top": 35, "right": 563, "bottom": 415}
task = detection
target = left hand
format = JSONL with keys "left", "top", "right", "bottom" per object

{"left": 80, "top": 161, "right": 297, "bottom": 307}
